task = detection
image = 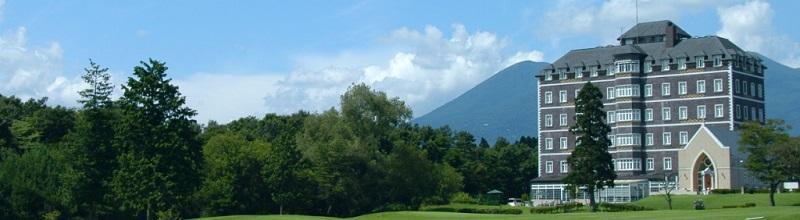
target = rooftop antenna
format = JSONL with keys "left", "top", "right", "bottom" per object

{"left": 635, "top": 0, "right": 639, "bottom": 25}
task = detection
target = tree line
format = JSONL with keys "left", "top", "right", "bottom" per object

{"left": 0, "top": 59, "right": 538, "bottom": 219}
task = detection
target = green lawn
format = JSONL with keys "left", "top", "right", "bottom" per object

{"left": 634, "top": 193, "right": 800, "bottom": 210}
{"left": 197, "top": 193, "right": 800, "bottom": 220}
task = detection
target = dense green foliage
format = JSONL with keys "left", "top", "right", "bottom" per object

{"left": 563, "top": 82, "right": 615, "bottom": 212}
{"left": 0, "top": 60, "right": 537, "bottom": 219}
{"left": 739, "top": 119, "right": 800, "bottom": 206}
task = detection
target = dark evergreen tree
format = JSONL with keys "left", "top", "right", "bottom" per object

{"left": 563, "top": 82, "right": 615, "bottom": 212}
{"left": 111, "top": 59, "right": 202, "bottom": 219}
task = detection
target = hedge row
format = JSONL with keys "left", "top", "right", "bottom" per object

{"left": 722, "top": 203, "right": 756, "bottom": 209}
{"left": 598, "top": 203, "right": 654, "bottom": 212}
{"left": 530, "top": 203, "right": 583, "bottom": 214}
{"left": 420, "top": 206, "right": 523, "bottom": 215}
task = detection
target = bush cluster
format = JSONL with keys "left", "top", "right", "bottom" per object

{"left": 721, "top": 202, "right": 756, "bottom": 209}
{"left": 530, "top": 202, "right": 584, "bottom": 214}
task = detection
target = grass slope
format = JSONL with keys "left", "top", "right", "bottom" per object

{"left": 634, "top": 193, "right": 800, "bottom": 210}
{"left": 199, "top": 207, "right": 800, "bottom": 220}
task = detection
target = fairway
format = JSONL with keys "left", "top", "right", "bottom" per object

{"left": 198, "top": 206, "right": 800, "bottom": 220}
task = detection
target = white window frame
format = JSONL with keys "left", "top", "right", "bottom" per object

{"left": 644, "top": 84, "right": 652, "bottom": 97}
{"left": 575, "top": 69, "right": 583, "bottom": 78}
{"left": 735, "top": 79, "right": 741, "bottom": 94}
{"left": 559, "top": 114, "right": 568, "bottom": 126}
{"left": 575, "top": 89, "right": 580, "bottom": 99}
{"left": 545, "top": 114, "right": 553, "bottom": 127}
{"left": 678, "top": 58, "right": 687, "bottom": 70}
{"left": 559, "top": 90, "right": 568, "bottom": 103}
{"left": 590, "top": 66, "right": 598, "bottom": 77}
{"left": 697, "top": 105, "right": 706, "bottom": 119}
{"left": 696, "top": 56, "right": 705, "bottom": 68}
{"left": 560, "top": 137, "right": 568, "bottom": 149}
{"left": 757, "top": 84, "right": 763, "bottom": 98}
{"left": 615, "top": 133, "right": 641, "bottom": 146}
{"left": 662, "top": 107, "right": 671, "bottom": 121}
{"left": 645, "top": 133, "right": 654, "bottom": 146}
{"left": 750, "top": 82, "right": 756, "bottom": 97}
{"left": 663, "top": 132, "right": 672, "bottom": 145}
{"left": 645, "top": 61, "right": 652, "bottom": 73}
{"left": 609, "top": 135, "right": 616, "bottom": 147}
{"left": 645, "top": 108, "right": 654, "bottom": 121}
{"left": 614, "top": 158, "right": 642, "bottom": 171}
{"left": 646, "top": 158, "right": 655, "bottom": 170}
{"left": 662, "top": 83, "right": 671, "bottom": 96}
{"left": 678, "top": 106, "right": 688, "bottom": 120}
{"left": 607, "top": 111, "right": 616, "bottom": 124}
{"left": 544, "top": 91, "right": 553, "bottom": 104}
{"left": 546, "top": 161, "right": 554, "bottom": 173}
{"left": 661, "top": 59, "right": 670, "bottom": 71}
{"left": 607, "top": 87, "right": 615, "bottom": 100}
{"left": 714, "top": 79, "right": 723, "bottom": 92}
{"left": 615, "top": 84, "right": 640, "bottom": 98}
{"left": 545, "top": 138, "right": 553, "bottom": 150}
{"left": 735, "top": 104, "right": 741, "bottom": 119}
{"left": 678, "top": 81, "right": 687, "bottom": 95}
{"left": 558, "top": 68, "right": 567, "bottom": 80}
{"left": 713, "top": 55, "right": 722, "bottom": 67}
{"left": 679, "top": 131, "right": 689, "bottom": 145}
{"left": 715, "top": 104, "right": 724, "bottom": 118}
{"left": 664, "top": 157, "right": 673, "bottom": 170}
{"left": 560, "top": 160, "right": 569, "bottom": 173}
{"left": 616, "top": 109, "right": 641, "bottom": 122}
{"left": 697, "top": 80, "right": 706, "bottom": 94}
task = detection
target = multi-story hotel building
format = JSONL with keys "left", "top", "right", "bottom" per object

{"left": 531, "top": 21, "right": 764, "bottom": 205}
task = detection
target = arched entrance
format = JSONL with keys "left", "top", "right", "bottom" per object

{"left": 692, "top": 153, "right": 716, "bottom": 193}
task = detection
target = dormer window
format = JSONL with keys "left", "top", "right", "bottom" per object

{"left": 696, "top": 56, "right": 705, "bottom": 68}
{"left": 575, "top": 68, "right": 583, "bottom": 78}
{"left": 591, "top": 66, "right": 599, "bottom": 77}
{"left": 713, "top": 55, "right": 723, "bottom": 67}
{"left": 661, "top": 59, "right": 671, "bottom": 71}
{"left": 558, "top": 68, "right": 567, "bottom": 80}
{"left": 678, "top": 58, "right": 687, "bottom": 70}
{"left": 614, "top": 60, "right": 639, "bottom": 73}
{"left": 545, "top": 71, "right": 552, "bottom": 81}
{"left": 644, "top": 61, "right": 652, "bottom": 73}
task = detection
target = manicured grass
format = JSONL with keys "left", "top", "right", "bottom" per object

{"left": 634, "top": 192, "right": 800, "bottom": 210}
{"left": 198, "top": 206, "right": 800, "bottom": 220}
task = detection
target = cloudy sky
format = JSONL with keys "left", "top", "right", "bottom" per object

{"left": 2, "top": 0, "right": 799, "bottom": 123}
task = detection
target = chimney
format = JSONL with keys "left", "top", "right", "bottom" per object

{"left": 665, "top": 22, "right": 676, "bottom": 48}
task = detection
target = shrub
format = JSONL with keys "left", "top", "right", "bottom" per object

{"left": 598, "top": 203, "right": 653, "bottom": 212}
{"left": 373, "top": 203, "right": 414, "bottom": 212}
{"left": 694, "top": 200, "right": 705, "bottom": 210}
{"left": 420, "top": 206, "right": 457, "bottom": 212}
{"left": 449, "top": 192, "right": 479, "bottom": 204}
{"left": 743, "top": 202, "right": 756, "bottom": 207}
{"left": 710, "top": 189, "right": 737, "bottom": 194}
{"left": 420, "top": 206, "right": 522, "bottom": 215}
{"left": 530, "top": 202, "right": 584, "bottom": 214}
{"left": 722, "top": 205, "right": 738, "bottom": 209}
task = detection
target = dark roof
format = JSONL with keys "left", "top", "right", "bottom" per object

{"left": 618, "top": 20, "right": 690, "bottom": 40}
{"left": 543, "top": 36, "right": 754, "bottom": 71}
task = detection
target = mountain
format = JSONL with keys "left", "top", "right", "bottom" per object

{"left": 412, "top": 61, "right": 548, "bottom": 143}
{"left": 759, "top": 55, "right": 800, "bottom": 134}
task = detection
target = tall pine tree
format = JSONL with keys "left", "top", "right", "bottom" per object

{"left": 563, "top": 82, "right": 615, "bottom": 212}
{"left": 111, "top": 59, "right": 202, "bottom": 219}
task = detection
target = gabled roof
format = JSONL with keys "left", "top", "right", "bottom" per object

{"left": 618, "top": 20, "right": 690, "bottom": 40}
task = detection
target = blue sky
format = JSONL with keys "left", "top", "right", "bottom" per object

{"left": 1, "top": 0, "right": 799, "bottom": 123}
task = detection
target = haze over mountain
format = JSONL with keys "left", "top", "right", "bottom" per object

{"left": 414, "top": 56, "right": 800, "bottom": 142}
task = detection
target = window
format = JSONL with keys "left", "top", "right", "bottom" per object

{"left": 616, "top": 109, "right": 641, "bottom": 122}
{"left": 546, "top": 161, "right": 554, "bottom": 173}
{"left": 735, "top": 104, "right": 741, "bottom": 119}
{"left": 744, "top": 106, "right": 750, "bottom": 120}
{"left": 679, "top": 131, "right": 689, "bottom": 145}
{"left": 696, "top": 56, "right": 705, "bottom": 68}
{"left": 560, "top": 161, "right": 569, "bottom": 173}
{"left": 645, "top": 61, "right": 652, "bottom": 73}
{"left": 713, "top": 55, "right": 722, "bottom": 67}
{"left": 545, "top": 72, "right": 552, "bottom": 81}
{"left": 615, "top": 85, "right": 640, "bottom": 98}
{"left": 575, "top": 89, "right": 580, "bottom": 99}
{"left": 575, "top": 69, "right": 583, "bottom": 78}
{"left": 560, "top": 137, "right": 568, "bottom": 149}
{"left": 645, "top": 108, "right": 654, "bottom": 121}
{"left": 714, "top": 79, "right": 723, "bottom": 92}
{"left": 615, "top": 134, "right": 641, "bottom": 146}
{"left": 697, "top": 105, "right": 707, "bottom": 119}
{"left": 614, "top": 158, "right": 642, "bottom": 171}
{"left": 607, "top": 87, "right": 615, "bottom": 99}
{"left": 661, "top": 59, "right": 670, "bottom": 71}
{"left": 545, "top": 138, "right": 553, "bottom": 150}
{"left": 757, "top": 84, "right": 763, "bottom": 98}
{"left": 678, "top": 81, "right": 687, "bottom": 95}
{"left": 615, "top": 60, "right": 640, "bottom": 73}
{"left": 697, "top": 80, "right": 706, "bottom": 94}
{"left": 750, "top": 82, "right": 756, "bottom": 97}
{"left": 644, "top": 84, "right": 653, "bottom": 97}
{"left": 678, "top": 106, "right": 688, "bottom": 120}
{"left": 558, "top": 68, "right": 567, "bottom": 80}
{"left": 663, "top": 132, "right": 672, "bottom": 145}
{"left": 662, "top": 83, "right": 671, "bottom": 96}
{"left": 591, "top": 66, "right": 598, "bottom": 77}
{"left": 607, "top": 65, "right": 615, "bottom": 76}
{"left": 751, "top": 107, "right": 756, "bottom": 121}
{"left": 662, "top": 107, "right": 671, "bottom": 121}
{"left": 714, "top": 104, "right": 724, "bottom": 118}
{"left": 664, "top": 157, "right": 673, "bottom": 170}
{"left": 544, "top": 91, "right": 552, "bottom": 104}
{"left": 758, "top": 108, "right": 764, "bottom": 122}
{"left": 678, "top": 58, "right": 686, "bottom": 70}
{"left": 607, "top": 111, "right": 616, "bottom": 124}
{"left": 646, "top": 133, "right": 654, "bottom": 146}
{"left": 735, "top": 79, "right": 741, "bottom": 93}
{"left": 742, "top": 80, "right": 748, "bottom": 95}
{"left": 559, "top": 90, "right": 568, "bottom": 103}
{"left": 559, "top": 114, "right": 568, "bottom": 126}
{"left": 545, "top": 114, "right": 553, "bottom": 127}
{"left": 647, "top": 158, "right": 655, "bottom": 170}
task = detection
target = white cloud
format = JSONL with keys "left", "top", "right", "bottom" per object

{"left": 175, "top": 73, "right": 282, "bottom": 123}
{"left": 539, "top": 0, "right": 723, "bottom": 45}
{"left": 260, "top": 24, "right": 544, "bottom": 117}
{"left": 0, "top": 27, "right": 83, "bottom": 106}
{"left": 717, "top": 0, "right": 800, "bottom": 68}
